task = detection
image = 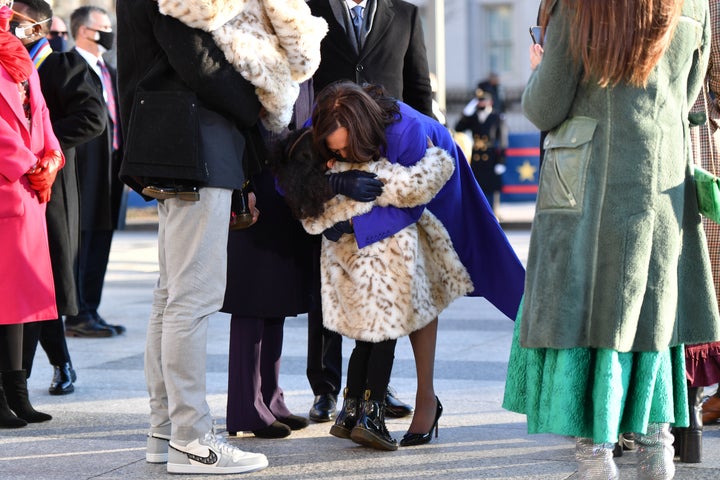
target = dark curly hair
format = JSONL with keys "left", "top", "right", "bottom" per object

{"left": 271, "top": 127, "right": 333, "bottom": 220}
{"left": 271, "top": 83, "right": 401, "bottom": 220}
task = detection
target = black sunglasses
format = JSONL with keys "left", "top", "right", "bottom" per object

{"left": 49, "top": 30, "right": 68, "bottom": 38}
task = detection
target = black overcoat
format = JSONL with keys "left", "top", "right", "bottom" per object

{"left": 307, "top": 0, "right": 433, "bottom": 117}
{"left": 37, "top": 49, "right": 106, "bottom": 313}
{"left": 72, "top": 54, "right": 125, "bottom": 231}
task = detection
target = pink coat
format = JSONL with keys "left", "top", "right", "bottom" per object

{"left": 0, "top": 65, "right": 62, "bottom": 324}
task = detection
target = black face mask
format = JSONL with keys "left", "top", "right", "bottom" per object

{"left": 94, "top": 29, "right": 114, "bottom": 50}
{"left": 48, "top": 35, "right": 67, "bottom": 52}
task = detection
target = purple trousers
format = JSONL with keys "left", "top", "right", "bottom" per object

{"left": 226, "top": 316, "right": 292, "bottom": 432}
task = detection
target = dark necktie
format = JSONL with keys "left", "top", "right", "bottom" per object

{"left": 351, "top": 5, "right": 363, "bottom": 44}
{"left": 98, "top": 60, "right": 119, "bottom": 151}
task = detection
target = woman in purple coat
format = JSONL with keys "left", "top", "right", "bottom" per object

{"left": 282, "top": 82, "right": 525, "bottom": 445}
{"left": 221, "top": 82, "right": 316, "bottom": 439}
{"left": 350, "top": 84, "right": 525, "bottom": 444}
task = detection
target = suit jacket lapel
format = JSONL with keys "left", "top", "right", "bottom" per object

{"left": 361, "top": 0, "right": 393, "bottom": 58}
{"left": 330, "top": 0, "right": 360, "bottom": 54}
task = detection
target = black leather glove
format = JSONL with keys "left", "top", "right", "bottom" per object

{"left": 328, "top": 170, "right": 383, "bottom": 202}
{"left": 322, "top": 220, "right": 354, "bottom": 242}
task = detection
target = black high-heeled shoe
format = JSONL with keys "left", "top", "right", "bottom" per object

{"left": 400, "top": 396, "right": 442, "bottom": 447}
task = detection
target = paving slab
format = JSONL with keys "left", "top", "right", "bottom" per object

{"left": 2, "top": 223, "right": 719, "bottom": 479}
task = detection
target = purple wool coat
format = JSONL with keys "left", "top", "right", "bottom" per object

{"left": 352, "top": 102, "right": 525, "bottom": 320}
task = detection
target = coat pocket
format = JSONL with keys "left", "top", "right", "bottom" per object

{"left": 0, "top": 181, "right": 26, "bottom": 218}
{"left": 537, "top": 116, "right": 597, "bottom": 211}
{"left": 120, "top": 90, "right": 205, "bottom": 187}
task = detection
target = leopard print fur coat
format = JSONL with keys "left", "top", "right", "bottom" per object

{"left": 157, "top": 0, "right": 327, "bottom": 132}
{"left": 302, "top": 147, "right": 474, "bottom": 342}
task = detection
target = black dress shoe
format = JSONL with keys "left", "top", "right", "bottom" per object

{"left": 384, "top": 385, "right": 413, "bottom": 418}
{"left": 65, "top": 317, "right": 115, "bottom": 338}
{"left": 49, "top": 363, "right": 75, "bottom": 395}
{"left": 276, "top": 414, "right": 309, "bottom": 430}
{"left": 94, "top": 313, "right": 126, "bottom": 335}
{"left": 309, "top": 393, "right": 337, "bottom": 422}
{"left": 252, "top": 421, "right": 291, "bottom": 438}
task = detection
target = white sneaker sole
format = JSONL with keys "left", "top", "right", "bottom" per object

{"left": 146, "top": 452, "right": 168, "bottom": 463}
{"left": 166, "top": 457, "right": 268, "bottom": 474}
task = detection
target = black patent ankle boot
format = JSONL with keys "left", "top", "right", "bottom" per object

{"left": 678, "top": 386, "right": 703, "bottom": 463}
{"left": 350, "top": 390, "right": 397, "bottom": 451}
{"left": 330, "top": 388, "right": 359, "bottom": 439}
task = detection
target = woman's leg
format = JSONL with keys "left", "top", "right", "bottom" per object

{"left": 261, "top": 317, "right": 290, "bottom": 418}
{"left": 21, "top": 322, "right": 42, "bottom": 378}
{"left": 331, "top": 340, "right": 370, "bottom": 439}
{"left": 262, "top": 317, "right": 308, "bottom": 431}
{"left": 350, "top": 339, "right": 398, "bottom": 451}
{"left": 0, "top": 324, "right": 51, "bottom": 423}
{"left": 365, "top": 339, "right": 397, "bottom": 401}
{"left": 0, "top": 324, "right": 23, "bottom": 371}
{"left": 575, "top": 437, "right": 618, "bottom": 479}
{"left": 408, "top": 318, "right": 438, "bottom": 433}
{"left": 227, "top": 316, "right": 276, "bottom": 432}
{"left": 346, "top": 341, "right": 372, "bottom": 398}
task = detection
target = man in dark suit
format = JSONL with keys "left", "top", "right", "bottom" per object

{"left": 64, "top": 5, "right": 126, "bottom": 338}
{"left": 310, "top": 0, "right": 433, "bottom": 117}
{"left": 12, "top": 0, "right": 107, "bottom": 393}
{"left": 305, "top": 0, "right": 433, "bottom": 422}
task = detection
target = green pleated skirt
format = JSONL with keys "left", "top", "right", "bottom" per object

{"left": 502, "top": 301, "right": 689, "bottom": 444}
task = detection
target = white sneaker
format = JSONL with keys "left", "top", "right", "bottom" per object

{"left": 167, "top": 431, "right": 268, "bottom": 474}
{"left": 146, "top": 431, "right": 170, "bottom": 463}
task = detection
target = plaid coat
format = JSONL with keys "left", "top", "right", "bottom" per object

{"left": 687, "top": 0, "right": 720, "bottom": 387}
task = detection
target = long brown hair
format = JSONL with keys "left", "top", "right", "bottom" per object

{"left": 311, "top": 81, "right": 398, "bottom": 163}
{"left": 539, "top": 0, "right": 683, "bottom": 87}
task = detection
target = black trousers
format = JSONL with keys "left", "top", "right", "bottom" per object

{"left": 68, "top": 229, "right": 113, "bottom": 322}
{"left": 306, "top": 306, "right": 342, "bottom": 396}
{"left": 306, "top": 240, "right": 342, "bottom": 396}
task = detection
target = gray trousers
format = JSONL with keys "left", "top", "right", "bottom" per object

{"left": 144, "top": 188, "right": 231, "bottom": 443}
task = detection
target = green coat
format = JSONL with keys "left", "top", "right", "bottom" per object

{"left": 520, "top": 0, "right": 720, "bottom": 352}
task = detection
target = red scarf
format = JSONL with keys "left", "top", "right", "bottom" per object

{"left": 0, "top": 6, "right": 33, "bottom": 83}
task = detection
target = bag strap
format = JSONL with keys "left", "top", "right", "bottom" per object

{"left": 701, "top": 78, "right": 719, "bottom": 173}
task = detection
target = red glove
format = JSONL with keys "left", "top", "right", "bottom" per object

{"left": 27, "top": 150, "right": 63, "bottom": 203}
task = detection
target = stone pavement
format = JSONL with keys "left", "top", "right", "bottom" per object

{"left": 2, "top": 208, "right": 720, "bottom": 479}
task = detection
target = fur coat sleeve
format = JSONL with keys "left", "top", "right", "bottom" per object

{"left": 300, "top": 146, "right": 455, "bottom": 235}
{"left": 158, "top": 0, "right": 327, "bottom": 132}
{"left": 307, "top": 145, "right": 470, "bottom": 342}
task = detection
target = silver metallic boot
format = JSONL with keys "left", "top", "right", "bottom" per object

{"left": 635, "top": 423, "right": 675, "bottom": 480}
{"left": 575, "top": 437, "right": 619, "bottom": 479}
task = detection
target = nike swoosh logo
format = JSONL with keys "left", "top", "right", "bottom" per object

{"left": 170, "top": 444, "right": 218, "bottom": 465}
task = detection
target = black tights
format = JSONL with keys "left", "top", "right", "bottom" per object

{"left": 346, "top": 338, "right": 397, "bottom": 401}
{"left": 0, "top": 324, "right": 23, "bottom": 371}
